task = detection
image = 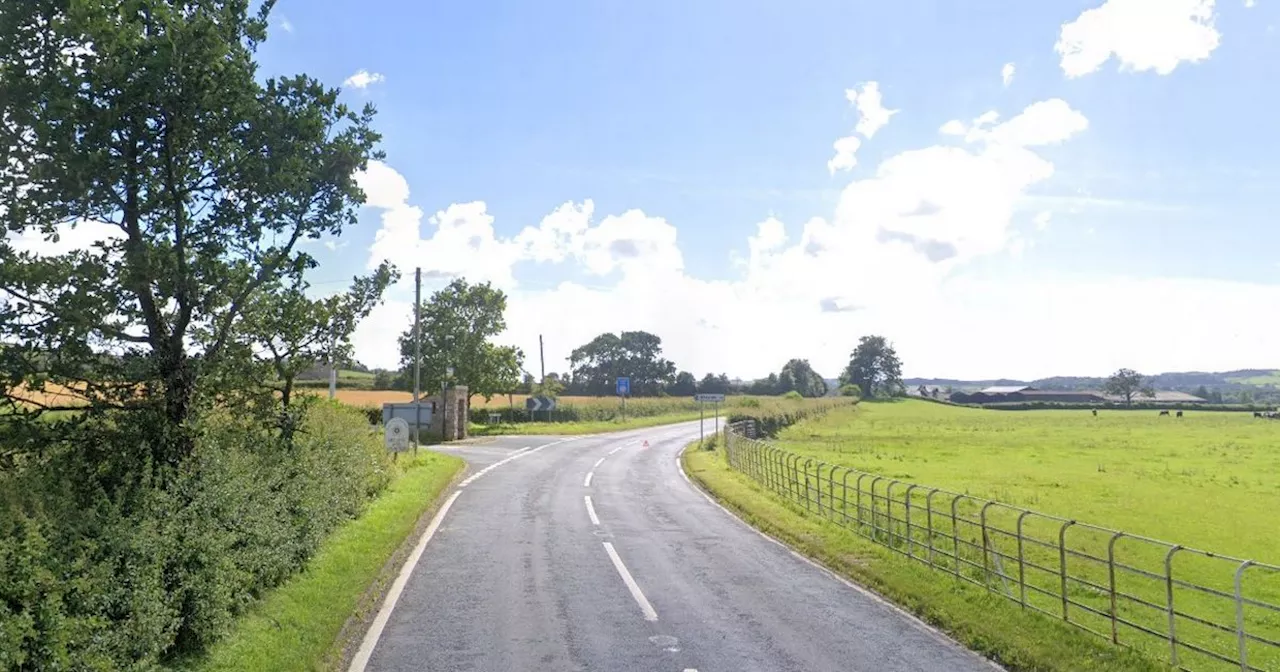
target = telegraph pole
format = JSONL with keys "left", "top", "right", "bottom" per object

{"left": 413, "top": 267, "right": 421, "bottom": 451}
{"left": 328, "top": 332, "right": 337, "bottom": 400}
{"left": 538, "top": 334, "right": 545, "bottom": 384}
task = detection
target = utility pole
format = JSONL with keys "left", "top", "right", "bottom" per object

{"left": 413, "top": 267, "right": 421, "bottom": 451}
{"left": 538, "top": 334, "right": 545, "bottom": 385}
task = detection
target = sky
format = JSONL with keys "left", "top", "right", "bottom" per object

{"left": 13, "top": 0, "right": 1280, "bottom": 381}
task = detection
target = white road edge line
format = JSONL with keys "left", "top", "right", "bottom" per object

{"left": 584, "top": 495, "right": 600, "bottom": 525}
{"left": 602, "top": 541, "right": 658, "bottom": 622}
{"left": 673, "top": 451, "right": 1006, "bottom": 671}
{"left": 348, "top": 490, "right": 462, "bottom": 672}
{"left": 458, "top": 438, "right": 574, "bottom": 488}
{"left": 583, "top": 471, "right": 594, "bottom": 487}
{"left": 593, "top": 456, "right": 607, "bottom": 468}
{"left": 608, "top": 444, "right": 626, "bottom": 455}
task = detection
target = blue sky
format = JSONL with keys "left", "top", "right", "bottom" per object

{"left": 249, "top": 0, "right": 1280, "bottom": 380}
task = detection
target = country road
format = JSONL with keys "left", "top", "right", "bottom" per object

{"left": 353, "top": 419, "right": 997, "bottom": 672}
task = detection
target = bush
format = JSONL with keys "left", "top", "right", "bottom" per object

{"left": 781, "top": 390, "right": 803, "bottom": 400}
{"left": 839, "top": 383, "right": 862, "bottom": 398}
{"left": 0, "top": 401, "right": 391, "bottom": 669}
{"left": 728, "top": 397, "right": 855, "bottom": 437}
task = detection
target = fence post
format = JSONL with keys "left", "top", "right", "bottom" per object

{"left": 926, "top": 489, "right": 941, "bottom": 568}
{"left": 1235, "top": 560, "right": 1255, "bottom": 671}
{"left": 981, "top": 502, "right": 996, "bottom": 591}
{"left": 1107, "top": 531, "right": 1125, "bottom": 644}
{"left": 886, "top": 481, "right": 900, "bottom": 549}
{"left": 856, "top": 473, "right": 869, "bottom": 530}
{"left": 842, "top": 470, "right": 854, "bottom": 525}
{"left": 828, "top": 466, "right": 841, "bottom": 523}
{"left": 1165, "top": 545, "right": 1182, "bottom": 667}
{"left": 950, "top": 495, "right": 964, "bottom": 579}
{"left": 802, "top": 459, "right": 814, "bottom": 513}
{"left": 813, "top": 462, "right": 825, "bottom": 515}
{"left": 1016, "top": 511, "right": 1031, "bottom": 609}
{"left": 904, "top": 484, "right": 919, "bottom": 559}
{"left": 1059, "top": 520, "right": 1077, "bottom": 622}
{"left": 870, "top": 476, "right": 884, "bottom": 541}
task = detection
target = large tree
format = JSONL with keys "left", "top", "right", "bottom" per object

{"left": 778, "top": 358, "right": 828, "bottom": 398}
{"left": 568, "top": 331, "right": 676, "bottom": 396}
{"left": 0, "top": 0, "right": 379, "bottom": 469}
{"left": 398, "top": 279, "right": 523, "bottom": 401}
{"left": 1104, "top": 368, "right": 1154, "bottom": 405}
{"left": 840, "top": 336, "right": 904, "bottom": 399}
{"left": 670, "top": 371, "right": 698, "bottom": 396}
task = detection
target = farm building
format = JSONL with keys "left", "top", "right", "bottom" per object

{"left": 949, "top": 385, "right": 1207, "bottom": 405}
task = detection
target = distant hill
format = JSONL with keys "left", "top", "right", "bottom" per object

{"left": 906, "top": 369, "right": 1280, "bottom": 401}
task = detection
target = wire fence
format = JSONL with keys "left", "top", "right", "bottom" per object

{"left": 722, "top": 420, "right": 1280, "bottom": 671}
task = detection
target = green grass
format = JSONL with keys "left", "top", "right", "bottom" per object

{"left": 720, "top": 400, "right": 1280, "bottom": 670}
{"left": 682, "top": 443, "right": 1163, "bottom": 672}
{"left": 172, "top": 449, "right": 464, "bottom": 672}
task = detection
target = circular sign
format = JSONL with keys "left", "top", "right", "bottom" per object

{"left": 384, "top": 417, "right": 411, "bottom": 452}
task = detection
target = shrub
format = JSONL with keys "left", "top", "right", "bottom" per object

{"left": 839, "top": 383, "right": 862, "bottom": 398}
{"left": 781, "top": 390, "right": 803, "bottom": 400}
{"left": 0, "top": 401, "right": 390, "bottom": 669}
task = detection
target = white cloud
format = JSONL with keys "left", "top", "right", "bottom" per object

{"left": 343, "top": 69, "right": 386, "bottom": 89}
{"left": 1245, "top": 0, "right": 1256, "bottom": 7}
{"left": 1002, "top": 62, "right": 1016, "bottom": 86}
{"left": 827, "top": 135, "right": 861, "bottom": 174}
{"left": 844, "top": 82, "right": 898, "bottom": 138}
{"left": 1057, "top": 0, "right": 1221, "bottom": 77}
{"left": 939, "top": 120, "right": 967, "bottom": 136}
{"left": 348, "top": 89, "right": 1274, "bottom": 382}
{"left": 5, "top": 220, "right": 123, "bottom": 256}
{"left": 278, "top": 16, "right": 294, "bottom": 33}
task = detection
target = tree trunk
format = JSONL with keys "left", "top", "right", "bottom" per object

{"left": 159, "top": 345, "right": 197, "bottom": 470}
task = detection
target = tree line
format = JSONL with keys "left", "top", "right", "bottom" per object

{"left": 389, "top": 279, "right": 907, "bottom": 400}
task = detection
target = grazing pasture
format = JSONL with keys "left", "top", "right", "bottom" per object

{"left": 767, "top": 400, "right": 1280, "bottom": 669}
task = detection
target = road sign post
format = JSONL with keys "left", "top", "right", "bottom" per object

{"left": 616, "top": 377, "right": 630, "bottom": 422}
{"left": 694, "top": 394, "right": 726, "bottom": 448}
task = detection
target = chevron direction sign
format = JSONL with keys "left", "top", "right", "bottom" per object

{"left": 526, "top": 396, "right": 557, "bottom": 412}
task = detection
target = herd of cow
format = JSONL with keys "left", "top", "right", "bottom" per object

{"left": 1254, "top": 411, "right": 1280, "bottom": 419}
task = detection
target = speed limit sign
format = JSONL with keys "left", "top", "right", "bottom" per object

{"left": 384, "top": 417, "right": 410, "bottom": 452}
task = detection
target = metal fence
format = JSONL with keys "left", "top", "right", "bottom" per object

{"left": 722, "top": 420, "right": 1280, "bottom": 671}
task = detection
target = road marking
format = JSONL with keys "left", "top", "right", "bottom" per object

{"left": 458, "top": 438, "right": 573, "bottom": 488}
{"left": 608, "top": 444, "right": 627, "bottom": 455}
{"left": 673, "top": 447, "right": 1004, "bottom": 671}
{"left": 593, "top": 456, "right": 606, "bottom": 468}
{"left": 584, "top": 495, "right": 600, "bottom": 525}
{"left": 684, "top": 669, "right": 698, "bottom": 671}
{"left": 349, "top": 490, "right": 461, "bottom": 672}
{"left": 602, "top": 541, "right": 658, "bottom": 621}
{"left": 583, "top": 471, "right": 594, "bottom": 487}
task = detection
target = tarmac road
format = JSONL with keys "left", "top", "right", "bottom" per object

{"left": 354, "top": 419, "right": 997, "bottom": 672}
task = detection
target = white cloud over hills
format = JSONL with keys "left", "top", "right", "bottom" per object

{"left": 351, "top": 85, "right": 1277, "bottom": 380}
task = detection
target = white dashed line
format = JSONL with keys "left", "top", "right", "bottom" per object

{"left": 584, "top": 495, "right": 600, "bottom": 525}
{"left": 608, "top": 443, "right": 628, "bottom": 455}
{"left": 349, "top": 490, "right": 461, "bottom": 672}
{"left": 593, "top": 456, "right": 606, "bottom": 468}
{"left": 602, "top": 541, "right": 658, "bottom": 621}
{"left": 584, "top": 471, "right": 594, "bottom": 487}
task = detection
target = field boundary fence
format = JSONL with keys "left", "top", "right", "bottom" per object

{"left": 722, "top": 419, "right": 1280, "bottom": 671}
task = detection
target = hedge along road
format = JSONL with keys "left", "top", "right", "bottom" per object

{"left": 350, "top": 419, "right": 997, "bottom": 672}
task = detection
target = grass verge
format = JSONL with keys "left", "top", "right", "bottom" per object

{"left": 470, "top": 410, "right": 711, "bottom": 436}
{"left": 172, "top": 449, "right": 464, "bottom": 672}
{"left": 680, "top": 443, "right": 1165, "bottom": 672}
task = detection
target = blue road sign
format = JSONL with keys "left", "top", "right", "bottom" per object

{"left": 616, "top": 377, "right": 630, "bottom": 396}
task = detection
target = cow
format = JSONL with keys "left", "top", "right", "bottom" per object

{"left": 1159, "top": 410, "right": 1170, "bottom": 417}
{"left": 1256, "top": 412, "right": 1265, "bottom": 418}
{"left": 1091, "top": 408, "right": 1098, "bottom": 417}
{"left": 1176, "top": 410, "right": 1183, "bottom": 418}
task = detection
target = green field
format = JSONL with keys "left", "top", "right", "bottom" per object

{"left": 727, "top": 400, "right": 1280, "bottom": 670}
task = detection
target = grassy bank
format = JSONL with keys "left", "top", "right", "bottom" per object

{"left": 681, "top": 443, "right": 1162, "bottom": 672}
{"left": 175, "top": 449, "right": 463, "bottom": 672}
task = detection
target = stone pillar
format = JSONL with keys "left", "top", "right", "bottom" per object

{"left": 442, "top": 385, "right": 469, "bottom": 441}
